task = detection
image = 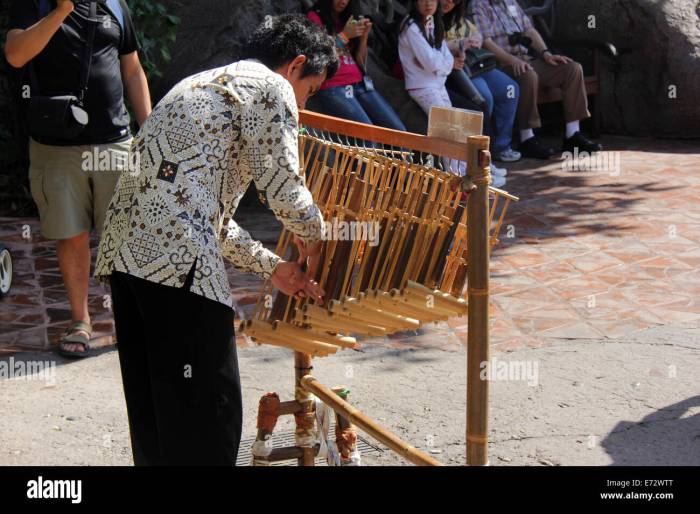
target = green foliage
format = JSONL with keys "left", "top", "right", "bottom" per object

{"left": 127, "top": 0, "right": 180, "bottom": 79}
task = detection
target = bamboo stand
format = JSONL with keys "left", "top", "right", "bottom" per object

{"left": 466, "top": 136, "right": 491, "bottom": 466}
{"left": 245, "top": 111, "right": 517, "bottom": 467}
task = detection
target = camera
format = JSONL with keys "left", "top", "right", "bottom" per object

{"left": 507, "top": 31, "right": 532, "bottom": 48}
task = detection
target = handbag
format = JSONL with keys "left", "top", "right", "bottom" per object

{"left": 464, "top": 48, "right": 497, "bottom": 77}
{"left": 27, "top": 1, "right": 97, "bottom": 142}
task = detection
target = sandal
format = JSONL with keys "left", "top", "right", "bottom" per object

{"left": 58, "top": 321, "right": 92, "bottom": 359}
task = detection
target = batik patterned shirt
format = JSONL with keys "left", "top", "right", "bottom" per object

{"left": 471, "top": 0, "right": 534, "bottom": 58}
{"left": 94, "top": 59, "right": 324, "bottom": 308}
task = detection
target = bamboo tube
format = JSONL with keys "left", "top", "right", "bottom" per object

{"left": 402, "top": 287, "right": 467, "bottom": 317}
{"left": 364, "top": 290, "right": 446, "bottom": 323}
{"left": 345, "top": 297, "right": 422, "bottom": 329}
{"left": 271, "top": 320, "right": 359, "bottom": 350}
{"left": 270, "top": 323, "right": 342, "bottom": 354}
{"left": 302, "top": 305, "right": 389, "bottom": 336}
{"left": 329, "top": 301, "right": 406, "bottom": 330}
{"left": 330, "top": 299, "right": 420, "bottom": 330}
{"left": 249, "top": 334, "right": 335, "bottom": 358}
{"left": 301, "top": 376, "right": 441, "bottom": 466}
{"left": 241, "top": 320, "right": 337, "bottom": 357}
{"left": 466, "top": 135, "right": 491, "bottom": 466}
{"left": 404, "top": 280, "right": 469, "bottom": 314}
{"left": 389, "top": 289, "right": 462, "bottom": 318}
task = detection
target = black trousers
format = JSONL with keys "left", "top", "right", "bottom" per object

{"left": 109, "top": 269, "right": 242, "bottom": 466}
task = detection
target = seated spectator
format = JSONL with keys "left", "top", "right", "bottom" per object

{"left": 442, "top": 0, "right": 521, "bottom": 165}
{"left": 398, "top": 0, "right": 506, "bottom": 186}
{"left": 306, "top": 0, "right": 406, "bottom": 131}
{"left": 472, "top": 0, "right": 603, "bottom": 159}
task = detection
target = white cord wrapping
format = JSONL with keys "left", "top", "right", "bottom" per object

{"left": 250, "top": 435, "right": 273, "bottom": 466}
{"left": 315, "top": 398, "right": 341, "bottom": 466}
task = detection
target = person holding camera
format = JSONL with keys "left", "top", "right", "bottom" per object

{"left": 306, "top": 0, "right": 406, "bottom": 131}
{"left": 471, "top": 0, "right": 602, "bottom": 159}
{"left": 5, "top": 0, "right": 151, "bottom": 357}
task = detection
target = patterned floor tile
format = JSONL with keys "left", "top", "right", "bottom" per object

{"left": 1, "top": 137, "right": 699, "bottom": 354}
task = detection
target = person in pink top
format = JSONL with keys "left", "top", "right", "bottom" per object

{"left": 306, "top": 0, "right": 406, "bottom": 130}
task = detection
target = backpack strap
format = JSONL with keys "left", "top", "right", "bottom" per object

{"left": 103, "top": 0, "right": 125, "bottom": 33}
{"left": 77, "top": 1, "right": 99, "bottom": 102}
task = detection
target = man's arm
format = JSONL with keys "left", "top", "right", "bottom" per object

{"left": 483, "top": 37, "right": 519, "bottom": 66}
{"left": 4, "top": 0, "right": 73, "bottom": 68}
{"left": 524, "top": 26, "right": 572, "bottom": 65}
{"left": 221, "top": 79, "right": 324, "bottom": 280}
{"left": 525, "top": 27, "right": 548, "bottom": 55}
{"left": 120, "top": 51, "right": 151, "bottom": 126}
{"left": 242, "top": 81, "right": 325, "bottom": 247}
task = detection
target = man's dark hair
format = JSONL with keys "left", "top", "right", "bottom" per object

{"left": 242, "top": 14, "right": 339, "bottom": 81}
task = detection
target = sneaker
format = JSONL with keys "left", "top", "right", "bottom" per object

{"left": 490, "top": 164, "right": 507, "bottom": 177}
{"left": 491, "top": 174, "right": 506, "bottom": 188}
{"left": 496, "top": 148, "right": 521, "bottom": 162}
{"left": 519, "top": 136, "right": 556, "bottom": 160}
{"left": 562, "top": 131, "right": 603, "bottom": 154}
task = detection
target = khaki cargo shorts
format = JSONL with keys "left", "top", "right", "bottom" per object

{"left": 28, "top": 138, "right": 133, "bottom": 240}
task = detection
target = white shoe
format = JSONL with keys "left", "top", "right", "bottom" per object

{"left": 491, "top": 174, "right": 506, "bottom": 188}
{"left": 490, "top": 164, "right": 507, "bottom": 177}
{"left": 496, "top": 148, "right": 522, "bottom": 162}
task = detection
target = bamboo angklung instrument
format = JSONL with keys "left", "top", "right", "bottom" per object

{"left": 245, "top": 110, "right": 518, "bottom": 467}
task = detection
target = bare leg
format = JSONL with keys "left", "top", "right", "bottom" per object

{"left": 57, "top": 231, "right": 91, "bottom": 353}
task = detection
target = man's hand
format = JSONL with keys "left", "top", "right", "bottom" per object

{"left": 510, "top": 57, "right": 533, "bottom": 77}
{"left": 293, "top": 235, "right": 323, "bottom": 278}
{"left": 453, "top": 55, "right": 465, "bottom": 70}
{"left": 543, "top": 52, "right": 572, "bottom": 66}
{"left": 5, "top": 0, "right": 74, "bottom": 68}
{"left": 271, "top": 260, "right": 325, "bottom": 304}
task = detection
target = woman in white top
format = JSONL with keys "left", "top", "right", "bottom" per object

{"left": 398, "top": 0, "right": 456, "bottom": 117}
{"left": 398, "top": 0, "right": 506, "bottom": 184}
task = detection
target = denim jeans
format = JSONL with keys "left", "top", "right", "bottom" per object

{"left": 308, "top": 81, "right": 407, "bottom": 131}
{"left": 470, "top": 69, "right": 519, "bottom": 153}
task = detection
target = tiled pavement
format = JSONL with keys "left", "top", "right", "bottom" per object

{"left": 1, "top": 136, "right": 699, "bottom": 355}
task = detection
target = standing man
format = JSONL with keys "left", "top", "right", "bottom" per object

{"left": 471, "top": 0, "right": 602, "bottom": 159}
{"left": 5, "top": 0, "right": 151, "bottom": 357}
{"left": 94, "top": 14, "right": 338, "bottom": 465}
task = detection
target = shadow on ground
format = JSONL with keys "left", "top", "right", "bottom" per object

{"left": 601, "top": 395, "right": 700, "bottom": 465}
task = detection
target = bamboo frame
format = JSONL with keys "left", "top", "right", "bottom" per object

{"left": 466, "top": 136, "right": 491, "bottom": 466}
{"left": 244, "top": 110, "right": 517, "bottom": 467}
{"left": 301, "top": 375, "right": 441, "bottom": 466}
